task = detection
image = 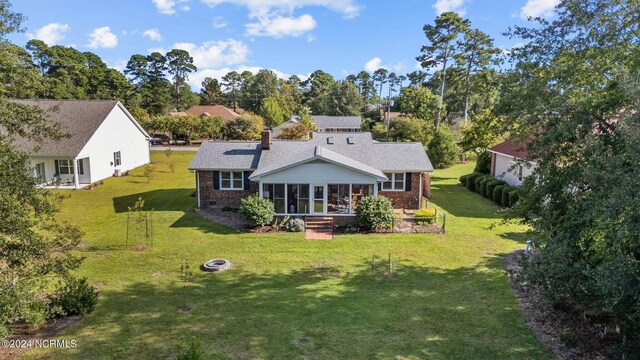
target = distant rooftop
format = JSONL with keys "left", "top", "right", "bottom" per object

{"left": 312, "top": 115, "right": 362, "bottom": 130}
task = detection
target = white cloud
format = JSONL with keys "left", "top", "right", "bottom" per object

{"left": 520, "top": 0, "right": 560, "bottom": 19}
{"left": 188, "top": 65, "right": 293, "bottom": 90}
{"left": 143, "top": 28, "right": 163, "bottom": 41}
{"left": 26, "top": 23, "right": 70, "bottom": 45}
{"left": 200, "top": 0, "right": 361, "bottom": 18}
{"left": 212, "top": 16, "right": 227, "bottom": 28}
{"left": 364, "top": 57, "right": 384, "bottom": 72}
{"left": 107, "top": 59, "right": 128, "bottom": 72}
{"left": 87, "top": 27, "right": 118, "bottom": 49}
{"left": 246, "top": 14, "right": 316, "bottom": 37}
{"left": 433, "top": 0, "right": 466, "bottom": 15}
{"left": 173, "top": 39, "right": 249, "bottom": 68}
{"left": 153, "top": 0, "right": 190, "bottom": 14}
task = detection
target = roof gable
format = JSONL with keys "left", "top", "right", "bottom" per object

{"left": 488, "top": 140, "right": 530, "bottom": 159}
{"left": 10, "top": 99, "right": 128, "bottom": 157}
{"left": 183, "top": 105, "right": 239, "bottom": 122}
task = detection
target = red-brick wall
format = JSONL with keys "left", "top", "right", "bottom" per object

{"left": 379, "top": 172, "right": 426, "bottom": 209}
{"left": 197, "top": 171, "right": 258, "bottom": 208}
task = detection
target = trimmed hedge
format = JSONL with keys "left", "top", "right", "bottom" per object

{"left": 493, "top": 185, "right": 506, "bottom": 204}
{"left": 460, "top": 172, "right": 517, "bottom": 208}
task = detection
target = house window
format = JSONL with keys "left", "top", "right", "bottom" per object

{"left": 57, "top": 159, "right": 74, "bottom": 175}
{"left": 328, "top": 184, "right": 351, "bottom": 214}
{"left": 509, "top": 161, "right": 525, "bottom": 181}
{"left": 382, "top": 172, "right": 405, "bottom": 191}
{"left": 286, "top": 184, "right": 309, "bottom": 214}
{"left": 220, "top": 171, "right": 244, "bottom": 190}
{"left": 352, "top": 184, "right": 373, "bottom": 210}
{"left": 113, "top": 151, "right": 121, "bottom": 166}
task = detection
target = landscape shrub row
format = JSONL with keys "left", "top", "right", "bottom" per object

{"left": 459, "top": 173, "right": 520, "bottom": 207}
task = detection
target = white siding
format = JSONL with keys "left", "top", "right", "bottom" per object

{"left": 78, "top": 105, "right": 150, "bottom": 183}
{"left": 29, "top": 157, "right": 67, "bottom": 183}
{"left": 494, "top": 153, "right": 536, "bottom": 186}
{"left": 259, "top": 159, "right": 377, "bottom": 184}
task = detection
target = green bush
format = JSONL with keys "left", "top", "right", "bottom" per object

{"left": 509, "top": 189, "right": 520, "bottom": 207}
{"left": 176, "top": 337, "right": 206, "bottom": 360}
{"left": 479, "top": 176, "right": 493, "bottom": 197}
{"left": 355, "top": 195, "right": 394, "bottom": 231}
{"left": 474, "top": 176, "right": 485, "bottom": 194}
{"left": 239, "top": 194, "right": 275, "bottom": 226}
{"left": 486, "top": 180, "right": 505, "bottom": 200}
{"left": 502, "top": 186, "right": 513, "bottom": 207}
{"left": 415, "top": 208, "right": 437, "bottom": 224}
{"left": 493, "top": 185, "right": 506, "bottom": 205}
{"left": 474, "top": 151, "right": 492, "bottom": 174}
{"left": 49, "top": 277, "right": 98, "bottom": 317}
{"left": 459, "top": 174, "right": 470, "bottom": 187}
{"left": 466, "top": 172, "right": 484, "bottom": 192}
{"left": 427, "top": 127, "right": 461, "bottom": 169}
{"left": 284, "top": 218, "right": 305, "bottom": 232}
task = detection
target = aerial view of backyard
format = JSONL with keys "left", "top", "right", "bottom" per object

{"left": 20, "top": 152, "right": 547, "bottom": 359}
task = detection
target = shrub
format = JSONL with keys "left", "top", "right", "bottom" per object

{"left": 49, "top": 277, "right": 98, "bottom": 317}
{"left": 459, "top": 174, "right": 470, "bottom": 186}
{"left": 479, "top": 176, "right": 493, "bottom": 197}
{"left": 509, "top": 189, "right": 520, "bottom": 207}
{"left": 474, "top": 151, "right": 492, "bottom": 174}
{"left": 176, "top": 337, "right": 206, "bottom": 360}
{"left": 474, "top": 176, "right": 485, "bottom": 194}
{"left": 355, "top": 195, "right": 394, "bottom": 231}
{"left": 493, "top": 185, "right": 506, "bottom": 205}
{"left": 485, "top": 179, "right": 505, "bottom": 199}
{"left": 466, "top": 172, "right": 483, "bottom": 192}
{"left": 239, "top": 194, "right": 275, "bottom": 226}
{"left": 284, "top": 218, "right": 305, "bottom": 232}
{"left": 415, "top": 208, "right": 437, "bottom": 224}
{"left": 427, "top": 127, "right": 461, "bottom": 169}
{"left": 502, "top": 186, "right": 513, "bottom": 207}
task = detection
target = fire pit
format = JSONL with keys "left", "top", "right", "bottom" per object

{"left": 201, "top": 259, "right": 231, "bottom": 272}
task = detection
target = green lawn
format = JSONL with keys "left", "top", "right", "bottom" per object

{"left": 23, "top": 152, "right": 549, "bottom": 359}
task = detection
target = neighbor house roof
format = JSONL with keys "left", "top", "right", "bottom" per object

{"left": 312, "top": 115, "right": 362, "bottom": 130}
{"left": 10, "top": 99, "right": 147, "bottom": 157}
{"left": 488, "top": 140, "right": 530, "bottom": 159}
{"left": 248, "top": 132, "right": 433, "bottom": 179}
{"left": 182, "top": 105, "right": 239, "bottom": 122}
{"left": 188, "top": 141, "right": 262, "bottom": 170}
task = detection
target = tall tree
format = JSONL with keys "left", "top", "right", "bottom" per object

{"left": 356, "top": 70, "right": 374, "bottom": 101}
{"left": 25, "top": 39, "right": 49, "bottom": 75}
{"left": 502, "top": 1, "right": 640, "bottom": 356}
{"left": 199, "top": 77, "right": 223, "bottom": 105}
{"left": 417, "top": 11, "right": 469, "bottom": 130}
{"left": 166, "top": 49, "right": 197, "bottom": 109}
{"left": 303, "top": 69, "right": 335, "bottom": 114}
{"left": 406, "top": 70, "right": 427, "bottom": 87}
{"left": 0, "top": 0, "right": 86, "bottom": 338}
{"left": 456, "top": 27, "right": 500, "bottom": 124}
{"left": 221, "top": 71, "right": 242, "bottom": 111}
{"left": 372, "top": 67, "right": 388, "bottom": 111}
{"left": 124, "top": 54, "right": 149, "bottom": 84}
{"left": 326, "top": 81, "right": 364, "bottom": 116}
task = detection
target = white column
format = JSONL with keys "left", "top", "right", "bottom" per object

{"left": 73, "top": 157, "right": 79, "bottom": 188}
{"left": 196, "top": 171, "right": 201, "bottom": 208}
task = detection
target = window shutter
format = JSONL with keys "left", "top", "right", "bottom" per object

{"left": 243, "top": 171, "right": 250, "bottom": 190}
{"left": 54, "top": 160, "right": 59, "bottom": 175}
{"left": 213, "top": 171, "right": 220, "bottom": 190}
{"left": 405, "top": 173, "right": 412, "bottom": 192}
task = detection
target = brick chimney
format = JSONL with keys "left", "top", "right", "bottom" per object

{"left": 261, "top": 129, "right": 271, "bottom": 150}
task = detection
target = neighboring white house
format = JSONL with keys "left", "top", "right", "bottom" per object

{"left": 13, "top": 100, "right": 150, "bottom": 189}
{"left": 488, "top": 140, "right": 536, "bottom": 186}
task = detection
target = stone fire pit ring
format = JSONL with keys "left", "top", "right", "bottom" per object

{"left": 201, "top": 259, "right": 231, "bottom": 272}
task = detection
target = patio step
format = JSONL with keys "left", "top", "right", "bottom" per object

{"left": 305, "top": 217, "right": 333, "bottom": 240}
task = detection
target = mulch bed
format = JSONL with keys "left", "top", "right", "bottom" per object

{"left": 0, "top": 316, "right": 82, "bottom": 360}
{"left": 505, "top": 250, "right": 612, "bottom": 360}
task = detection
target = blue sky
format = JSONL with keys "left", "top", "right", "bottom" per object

{"left": 8, "top": 0, "right": 558, "bottom": 89}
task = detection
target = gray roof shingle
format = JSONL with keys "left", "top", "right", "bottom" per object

{"left": 312, "top": 115, "right": 362, "bottom": 130}
{"left": 188, "top": 141, "right": 262, "bottom": 170}
{"left": 10, "top": 99, "right": 139, "bottom": 157}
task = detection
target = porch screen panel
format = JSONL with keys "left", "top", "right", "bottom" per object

{"left": 286, "top": 184, "right": 309, "bottom": 214}
{"left": 328, "top": 184, "right": 350, "bottom": 214}
{"left": 273, "top": 184, "right": 285, "bottom": 213}
{"left": 352, "top": 184, "right": 373, "bottom": 211}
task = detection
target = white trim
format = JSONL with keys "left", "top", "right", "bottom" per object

{"left": 249, "top": 156, "right": 387, "bottom": 181}
{"left": 488, "top": 149, "right": 538, "bottom": 165}
{"left": 381, "top": 172, "right": 405, "bottom": 191}
{"left": 219, "top": 170, "right": 244, "bottom": 190}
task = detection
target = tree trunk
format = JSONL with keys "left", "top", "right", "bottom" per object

{"left": 463, "top": 61, "right": 472, "bottom": 126}
{"left": 436, "top": 59, "right": 447, "bottom": 132}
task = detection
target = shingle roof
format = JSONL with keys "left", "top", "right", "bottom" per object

{"left": 312, "top": 115, "right": 362, "bottom": 130}
{"left": 183, "top": 105, "right": 239, "bottom": 122}
{"left": 10, "top": 99, "right": 126, "bottom": 157}
{"left": 249, "top": 132, "right": 433, "bottom": 179}
{"left": 188, "top": 141, "right": 262, "bottom": 170}
{"left": 488, "top": 140, "right": 530, "bottom": 159}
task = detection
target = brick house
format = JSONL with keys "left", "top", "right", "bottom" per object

{"left": 188, "top": 130, "right": 434, "bottom": 216}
